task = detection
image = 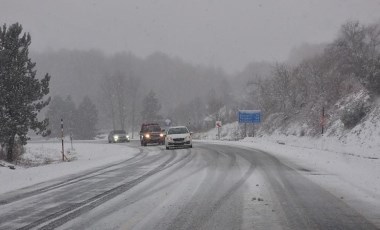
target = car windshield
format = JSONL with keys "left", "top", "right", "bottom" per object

{"left": 147, "top": 126, "right": 161, "bottom": 132}
{"left": 168, "top": 127, "right": 188, "bottom": 135}
{"left": 113, "top": 130, "right": 126, "bottom": 134}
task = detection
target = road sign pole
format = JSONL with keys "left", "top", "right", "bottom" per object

{"left": 238, "top": 110, "right": 261, "bottom": 138}
{"left": 70, "top": 132, "right": 73, "bottom": 150}
{"left": 321, "top": 107, "right": 325, "bottom": 135}
{"left": 61, "top": 118, "right": 64, "bottom": 161}
{"left": 216, "top": 121, "right": 222, "bottom": 140}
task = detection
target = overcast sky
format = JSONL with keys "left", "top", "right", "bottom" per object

{"left": 1, "top": 0, "right": 380, "bottom": 73}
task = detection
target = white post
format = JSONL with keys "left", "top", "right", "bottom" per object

{"left": 61, "top": 119, "right": 64, "bottom": 161}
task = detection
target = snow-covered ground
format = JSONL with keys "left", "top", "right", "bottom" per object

{"left": 1, "top": 117, "right": 379, "bottom": 224}
{"left": 0, "top": 141, "right": 139, "bottom": 194}
{"left": 197, "top": 116, "right": 380, "bottom": 224}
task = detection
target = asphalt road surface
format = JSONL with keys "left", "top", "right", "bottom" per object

{"left": 0, "top": 141, "right": 378, "bottom": 230}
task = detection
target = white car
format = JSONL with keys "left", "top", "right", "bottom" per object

{"left": 165, "top": 126, "right": 193, "bottom": 149}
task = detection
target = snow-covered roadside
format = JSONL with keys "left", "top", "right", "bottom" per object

{"left": 197, "top": 137, "right": 380, "bottom": 225}
{"left": 0, "top": 141, "right": 139, "bottom": 195}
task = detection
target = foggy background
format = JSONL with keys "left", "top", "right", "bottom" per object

{"left": 1, "top": 0, "right": 380, "bottom": 134}
{"left": 2, "top": 0, "right": 380, "bottom": 72}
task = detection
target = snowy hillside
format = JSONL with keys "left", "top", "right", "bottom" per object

{"left": 198, "top": 91, "right": 380, "bottom": 159}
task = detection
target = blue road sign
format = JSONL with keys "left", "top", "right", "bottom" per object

{"left": 238, "top": 110, "right": 261, "bottom": 123}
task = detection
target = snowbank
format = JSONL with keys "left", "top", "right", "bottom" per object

{"left": 0, "top": 141, "right": 139, "bottom": 194}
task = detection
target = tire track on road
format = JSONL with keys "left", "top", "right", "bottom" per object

{"left": 205, "top": 144, "right": 380, "bottom": 230}
{"left": 17, "top": 151, "right": 177, "bottom": 230}
{"left": 64, "top": 149, "right": 198, "bottom": 230}
{"left": 166, "top": 145, "right": 247, "bottom": 230}
{"left": 0, "top": 149, "right": 147, "bottom": 206}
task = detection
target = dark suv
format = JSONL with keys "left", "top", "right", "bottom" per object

{"left": 140, "top": 123, "right": 165, "bottom": 146}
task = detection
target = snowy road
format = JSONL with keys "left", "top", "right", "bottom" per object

{"left": 0, "top": 141, "right": 378, "bottom": 230}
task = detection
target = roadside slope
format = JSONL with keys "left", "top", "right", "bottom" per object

{"left": 0, "top": 141, "right": 139, "bottom": 195}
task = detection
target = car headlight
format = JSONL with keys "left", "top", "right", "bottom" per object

{"left": 113, "top": 135, "right": 119, "bottom": 140}
{"left": 167, "top": 136, "right": 173, "bottom": 141}
{"left": 145, "top": 134, "right": 150, "bottom": 138}
{"left": 185, "top": 135, "right": 191, "bottom": 141}
{"left": 160, "top": 133, "right": 164, "bottom": 137}
{"left": 126, "top": 135, "right": 130, "bottom": 139}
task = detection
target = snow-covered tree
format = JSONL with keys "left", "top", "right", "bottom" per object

{"left": 100, "top": 72, "right": 129, "bottom": 130}
{"left": 73, "top": 96, "right": 98, "bottom": 140}
{"left": 328, "top": 21, "right": 380, "bottom": 95}
{"left": 0, "top": 23, "right": 51, "bottom": 162}
{"left": 45, "top": 96, "right": 65, "bottom": 137}
{"left": 141, "top": 90, "right": 162, "bottom": 122}
{"left": 45, "top": 95, "right": 76, "bottom": 137}
{"left": 206, "top": 89, "right": 223, "bottom": 118}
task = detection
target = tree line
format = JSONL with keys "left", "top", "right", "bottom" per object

{"left": 2, "top": 20, "right": 379, "bottom": 162}
{"left": 45, "top": 95, "right": 98, "bottom": 140}
{"left": 32, "top": 49, "right": 233, "bottom": 133}
{"left": 244, "top": 21, "right": 380, "bottom": 135}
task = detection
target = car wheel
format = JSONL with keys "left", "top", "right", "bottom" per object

{"left": 189, "top": 145, "right": 193, "bottom": 148}
{"left": 166, "top": 146, "right": 169, "bottom": 150}
{"left": 143, "top": 142, "right": 147, "bottom": 146}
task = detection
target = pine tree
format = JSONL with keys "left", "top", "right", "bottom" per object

{"left": 73, "top": 96, "right": 98, "bottom": 140}
{"left": 0, "top": 23, "right": 51, "bottom": 162}
{"left": 45, "top": 95, "right": 76, "bottom": 137}
{"left": 141, "top": 90, "right": 162, "bottom": 122}
{"left": 45, "top": 96, "right": 65, "bottom": 137}
{"left": 62, "top": 96, "right": 76, "bottom": 135}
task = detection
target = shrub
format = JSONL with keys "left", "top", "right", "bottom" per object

{"left": 341, "top": 102, "right": 370, "bottom": 129}
{"left": 300, "top": 129, "right": 306, "bottom": 137}
{"left": 0, "top": 141, "right": 24, "bottom": 162}
{"left": 0, "top": 146, "right": 5, "bottom": 160}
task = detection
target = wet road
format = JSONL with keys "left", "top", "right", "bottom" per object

{"left": 0, "top": 141, "right": 378, "bottom": 230}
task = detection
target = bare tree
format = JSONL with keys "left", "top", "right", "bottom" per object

{"left": 100, "top": 74, "right": 117, "bottom": 130}
{"left": 141, "top": 90, "right": 162, "bottom": 122}
{"left": 125, "top": 75, "right": 141, "bottom": 138}
{"left": 328, "top": 21, "right": 380, "bottom": 95}
{"left": 100, "top": 72, "right": 129, "bottom": 130}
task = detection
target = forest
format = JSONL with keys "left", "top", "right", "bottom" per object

{"left": 32, "top": 20, "right": 380, "bottom": 139}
